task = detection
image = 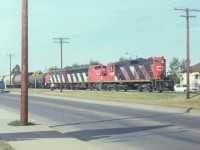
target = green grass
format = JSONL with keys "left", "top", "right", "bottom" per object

{"left": 8, "top": 120, "right": 36, "bottom": 126}
{"left": 6, "top": 88, "right": 200, "bottom": 109}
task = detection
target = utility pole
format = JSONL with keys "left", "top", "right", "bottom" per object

{"left": 21, "top": 0, "right": 28, "bottom": 125}
{"left": 174, "top": 8, "right": 200, "bottom": 99}
{"left": 53, "top": 38, "right": 69, "bottom": 92}
{"left": 6, "top": 54, "right": 15, "bottom": 87}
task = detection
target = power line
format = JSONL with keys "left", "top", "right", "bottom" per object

{"left": 174, "top": 7, "right": 200, "bottom": 100}
{"left": 53, "top": 38, "right": 70, "bottom": 93}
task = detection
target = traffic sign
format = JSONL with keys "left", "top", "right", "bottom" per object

{"left": 32, "top": 72, "right": 39, "bottom": 78}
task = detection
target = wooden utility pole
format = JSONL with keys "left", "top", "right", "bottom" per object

{"left": 21, "top": 0, "right": 28, "bottom": 125}
{"left": 53, "top": 38, "right": 69, "bottom": 92}
{"left": 174, "top": 8, "right": 200, "bottom": 99}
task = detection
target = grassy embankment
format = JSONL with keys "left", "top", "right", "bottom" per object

{"left": 6, "top": 88, "right": 200, "bottom": 109}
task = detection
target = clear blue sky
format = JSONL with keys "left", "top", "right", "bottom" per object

{"left": 0, "top": 0, "right": 200, "bottom": 76}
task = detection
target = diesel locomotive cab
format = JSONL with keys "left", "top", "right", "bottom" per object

{"left": 151, "top": 57, "right": 174, "bottom": 92}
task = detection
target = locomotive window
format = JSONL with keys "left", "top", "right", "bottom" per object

{"left": 110, "top": 66, "right": 114, "bottom": 72}
{"left": 130, "top": 60, "right": 138, "bottom": 64}
{"left": 94, "top": 66, "right": 102, "bottom": 70}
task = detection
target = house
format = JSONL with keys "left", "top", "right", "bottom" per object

{"left": 180, "top": 63, "right": 200, "bottom": 88}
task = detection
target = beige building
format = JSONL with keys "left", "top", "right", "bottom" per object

{"left": 180, "top": 63, "right": 200, "bottom": 88}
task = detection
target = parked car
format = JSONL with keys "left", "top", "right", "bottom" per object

{"left": 0, "top": 81, "right": 5, "bottom": 93}
{"left": 174, "top": 84, "right": 199, "bottom": 93}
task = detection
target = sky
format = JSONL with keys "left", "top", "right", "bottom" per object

{"left": 0, "top": 0, "right": 200, "bottom": 76}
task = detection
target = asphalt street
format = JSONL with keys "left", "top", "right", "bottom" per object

{"left": 0, "top": 93, "right": 200, "bottom": 150}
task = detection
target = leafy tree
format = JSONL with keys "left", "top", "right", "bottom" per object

{"left": 89, "top": 60, "right": 100, "bottom": 65}
{"left": 119, "top": 57, "right": 127, "bottom": 61}
{"left": 11, "top": 65, "right": 21, "bottom": 74}
{"left": 48, "top": 66, "right": 60, "bottom": 71}
{"left": 65, "top": 60, "right": 101, "bottom": 69}
{"left": 169, "top": 57, "right": 186, "bottom": 84}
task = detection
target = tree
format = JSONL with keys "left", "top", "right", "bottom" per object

{"left": 11, "top": 64, "right": 21, "bottom": 74}
{"left": 169, "top": 57, "right": 186, "bottom": 84}
{"left": 48, "top": 66, "right": 60, "bottom": 71}
{"left": 89, "top": 60, "right": 100, "bottom": 65}
{"left": 65, "top": 60, "right": 101, "bottom": 69}
{"left": 119, "top": 57, "right": 127, "bottom": 61}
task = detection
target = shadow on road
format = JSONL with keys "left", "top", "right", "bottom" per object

{"left": 0, "top": 125, "right": 173, "bottom": 142}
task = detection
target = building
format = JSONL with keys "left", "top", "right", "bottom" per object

{"left": 180, "top": 63, "right": 200, "bottom": 88}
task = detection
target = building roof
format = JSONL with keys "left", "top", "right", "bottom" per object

{"left": 190, "top": 63, "right": 200, "bottom": 72}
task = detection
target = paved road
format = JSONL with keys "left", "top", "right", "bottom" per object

{"left": 0, "top": 93, "right": 200, "bottom": 150}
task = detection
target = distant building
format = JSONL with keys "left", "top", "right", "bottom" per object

{"left": 180, "top": 63, "right": 200, "bottom": 88}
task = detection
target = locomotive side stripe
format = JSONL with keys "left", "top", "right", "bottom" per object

{"left": 74, "top": 74, "right": 79, "bottom": 82}
{"left": 56, "top": 75, "right": 61, "bottom": 83}
{"left": 82, "top": 73, "right": 88, "bottom": 81}
{"left": 72, "top": 74, "right": 77, "bottom": 82}
{"left": 53, "top": 75, "right": 57, "bottom": 83}
{"left": 129, "top": 66, "right": 140, "bottom": 80}
{"left": 77, "top": 73, "right": 82, "bottom": 82}
{"left": 62, "top": 75, "right": 65, "bottom": 82}
{"left": 124, "top": 64, "right": 135, "bottom": 80}
{"left": 139, "top": 65, "right": 150, "bottom": 80}
{"left": 120, "top": 67, "right": 130, "bottom": 80}
{"left": 67, "top": 74, "right": 72, "bottom": 82}
{"left": 115, "top": 76, "right": 118, "bottom": 81}
{"left": 143, "top": 63, "right": 153, "bottom": 78}
{"left": 80, "top": 73, "right": 85, "bottom": 82}
{"left": 70, "top": 74, "right": 74, "bottom": 82}
{"left": 134, "top": 65, "right": 145, "bottom": 79}
{"left": 50, "top": 75, "right": 53, "bottom": 83}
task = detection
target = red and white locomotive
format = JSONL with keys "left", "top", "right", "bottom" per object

{"left": 45, "top": 56, "right": 174, "bottom": 92}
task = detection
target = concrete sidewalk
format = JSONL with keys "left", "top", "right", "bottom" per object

{"left": 0, "top": 108, "right": 104, "bottom": 150}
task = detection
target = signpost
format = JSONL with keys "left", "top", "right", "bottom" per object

{"left": 32, "top": 72, "right": 39, "bottom": 89}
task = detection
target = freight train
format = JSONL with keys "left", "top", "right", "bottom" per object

{"left": 0, "top": 56, "right": 174, "bottom": 92}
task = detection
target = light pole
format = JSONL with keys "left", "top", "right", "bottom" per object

{"left": 53, "top": 38, "right": 69, "bottom": 92}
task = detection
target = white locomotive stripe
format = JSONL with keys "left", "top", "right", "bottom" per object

{"left": 115, "top": 76, "right": 118, "bottom": 81}
{"left": 62, "top": 75, "right": 65, "bottom": 82}
{"left": 82, "top": 73, "right": 88, "bottom": 81}
{"left": 120, "top": 67, "right": 130, "bottom": 80}
{"left": 129, "top": 66, "right": 139, "bottom": 80}
{"left": 56, "top": 75, "right": 61, "bottom": 83}
{"left": 72, "top": 74, "right": 77, "bottom": 82}
{"left": 67, "top": 74, "right": 72, "bottom": 82}
{"left": 77, "top": 73, "right": 82, "bottom": 82}
{"left": 50, "top": 75, "right": 53, "bottom": 83}
{"left": 53, "top": 75, "right": 57, "bottom": 83}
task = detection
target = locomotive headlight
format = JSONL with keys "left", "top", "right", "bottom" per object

{"left": 161, "top": 60, "right": 165, "bottom": 64}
